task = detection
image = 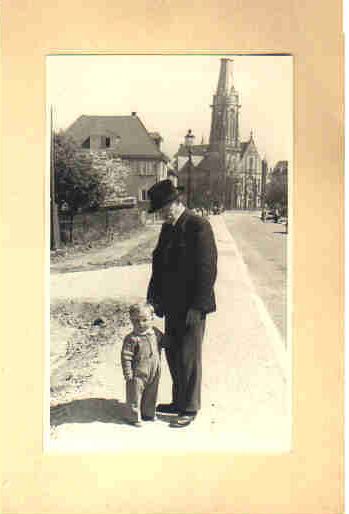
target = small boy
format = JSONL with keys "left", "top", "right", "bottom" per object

{"left": 121, "top": 302, "right": 163, "bottom": 427}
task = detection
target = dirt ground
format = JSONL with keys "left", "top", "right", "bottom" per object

{"left": 50, "top": 222, "right": 162, "bottom": 437}
{"left": 51, "top": 223, "right": 161, "bottom": 274}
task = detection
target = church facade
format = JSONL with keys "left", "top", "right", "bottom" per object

{"left": 176, "top": 58, "right": 266, "bottom": 210}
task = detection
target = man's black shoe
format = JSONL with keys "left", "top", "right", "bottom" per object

{"left": 170, "top": 413, "right": 196, "bottom": 428}
{"left": 156, "top": 403, "right": 178, "bottom": 414}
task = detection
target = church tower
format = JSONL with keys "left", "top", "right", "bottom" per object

{"left": 209, "top": 58, "right": 241, "bottom": 151}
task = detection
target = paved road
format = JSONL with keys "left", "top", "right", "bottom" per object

{"left": 50, "top": 215, "right": 290, "bottom": 453}
{"left": 223, "top": 210, "right": 288, "bottom": 345}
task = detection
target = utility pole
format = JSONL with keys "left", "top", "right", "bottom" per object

{"left": 185, "top": 129, "right": 195, "bottom": 209}
{"left": 261, "top": 157, "right": 268, "bottom": 211}
{"left": 50, "top": 105, "right": 61, "bottom": 250}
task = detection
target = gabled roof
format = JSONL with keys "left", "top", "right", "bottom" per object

{"left": 66, "top": 115, "right": 165, "bottom": 159}
{"left": 149, "top": 131, "right": 163, "bottom": 141}
{"left": 195, "top": 151, "right": 220, "bottom": 172}
{"left": 179, "top": 151, "right": 220, "bottom": 175}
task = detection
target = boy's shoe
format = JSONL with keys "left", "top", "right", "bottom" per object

{"left": 141, "top": 415, "right": 157, "bottom": 422}
{"left": 123, "top": 417, "right": 143, "bottom": 427}
{"left": 156, "top": 403, "right": 178, "bottom": 414}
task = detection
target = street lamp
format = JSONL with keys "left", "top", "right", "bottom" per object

{"left": 185, "top": 129, "right": 195, "bottom": 208}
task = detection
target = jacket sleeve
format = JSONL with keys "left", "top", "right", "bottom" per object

{"left": 121, "top": 335, "right": 137, "bottom": 380}
{"left": 191, "top": 219, "right": 218, "bottom": 312}
{"left": 146, "top": 225, "right": 166, "bottom": 316}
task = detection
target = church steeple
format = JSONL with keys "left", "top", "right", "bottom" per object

{"left": 209, "top": 58, "right": 241, "bottom": 150}
{"left": 216, "top": 58, "right": 233, "bottom": 94}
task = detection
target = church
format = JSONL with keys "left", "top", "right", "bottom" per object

{"left": 175, "top": 58, "right": 267, "bottom": 210}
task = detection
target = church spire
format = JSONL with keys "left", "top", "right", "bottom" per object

{"left": 209, "top": 58, "right": 240, "bottom": 150}
{"left": 216, "top": 58, "right": 234, "bottom": 94}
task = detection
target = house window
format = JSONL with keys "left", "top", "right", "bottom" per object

{"left": 82, "top": 137, "right": 90, "bottom": 149}
{"left": 145, "top": 161, "right": 155, "bottom": 175}
{"left": 249, "top": 157, "right": 254, "bottom": 170}
{"left": 139, "top": 189, "right": 147, "bottom": 201}
{"left": 100, "top": 136, "right": 111, "bottom": 149}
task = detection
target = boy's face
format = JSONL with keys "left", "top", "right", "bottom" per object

{"left": 130, "top": 309, "right": 153, "bottom": 334}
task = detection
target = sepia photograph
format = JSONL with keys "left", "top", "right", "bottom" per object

{"left": 47, "top": 54, "right": 293, "bottom": 453}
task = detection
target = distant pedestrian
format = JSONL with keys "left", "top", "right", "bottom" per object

{"left": 261, "top": 208, "right": 266, "bottom": 222}
{"left": 274, "top": 208, "right": 280, "bottom": 223}
{"left": 121, "top": 302, "right": 163, "bottom": 427}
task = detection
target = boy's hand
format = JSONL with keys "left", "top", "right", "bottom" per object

{"left": 186, "top": 308, "right": 202, "bottom": 326}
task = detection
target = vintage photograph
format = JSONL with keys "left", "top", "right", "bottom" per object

{"left": 47, "top": 54, "right": 292, "bottom": 452}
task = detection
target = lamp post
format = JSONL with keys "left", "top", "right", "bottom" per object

{"left": 185, "top": 129, "right": 195, "bottom": 208}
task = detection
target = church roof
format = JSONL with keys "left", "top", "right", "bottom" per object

{"left": 66, "top": 114, "right": 165, "bottom": 159}
{"left": 180, "top": 151, "right": 220, "bottom": 175}
{"left": 195, "top": 151, "right": 220, "bottom": 171}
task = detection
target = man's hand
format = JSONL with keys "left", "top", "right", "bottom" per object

{"left": 186, "top": 308, "right": 202, "bottom": 326}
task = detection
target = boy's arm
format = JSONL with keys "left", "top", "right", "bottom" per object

{"left": 121, "top": 335, "right": 136, "bottom": 380}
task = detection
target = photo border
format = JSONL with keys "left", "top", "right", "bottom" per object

{"left": 0, "top": 1, "right": 343, "bottom": 513}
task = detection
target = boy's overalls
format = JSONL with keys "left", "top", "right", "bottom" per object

{"left": 121, "top": 327, "right": 162, "bottom": 422}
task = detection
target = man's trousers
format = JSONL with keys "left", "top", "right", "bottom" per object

{"left": 164, "top": 313, "right": 206, "bottom": 414}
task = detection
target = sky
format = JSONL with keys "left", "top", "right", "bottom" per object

{"left": 47, "top": 54, "right": 293, "bottom": 169}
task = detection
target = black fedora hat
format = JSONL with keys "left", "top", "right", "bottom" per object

{"left": 147, "top": 180, "right": 184, "bottom": 213}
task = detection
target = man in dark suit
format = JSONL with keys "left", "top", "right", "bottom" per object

{"left": 147, "top": 180, "right": 218, "bottom": 427}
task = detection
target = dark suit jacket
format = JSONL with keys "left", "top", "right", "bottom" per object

{"left": 147, "top": 209, "right": 218, "bottom": 317}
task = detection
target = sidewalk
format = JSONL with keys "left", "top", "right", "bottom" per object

{"left": 49, "top": 215, "right": 291, "bottom": 453}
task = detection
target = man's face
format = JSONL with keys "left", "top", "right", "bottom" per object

{"left": 159, "top": 200, "right": 180, "bottom": 223}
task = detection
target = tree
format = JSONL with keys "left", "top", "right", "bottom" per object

{"left": 91, "top": 153, "right": 130, "bottom": 206}
{"left": 54, "top": 132, "right": 105, "bottom": 214}
{"left": 265, "top": 162, "right": 288, "bottom": 213}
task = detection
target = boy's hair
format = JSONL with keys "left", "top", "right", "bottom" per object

{"left": 129, "top": 302, "right": 154, "bottom": 319}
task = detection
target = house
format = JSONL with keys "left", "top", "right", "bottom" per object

{"left": 65, "top": 112, "right": 169, "bottom": 205}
